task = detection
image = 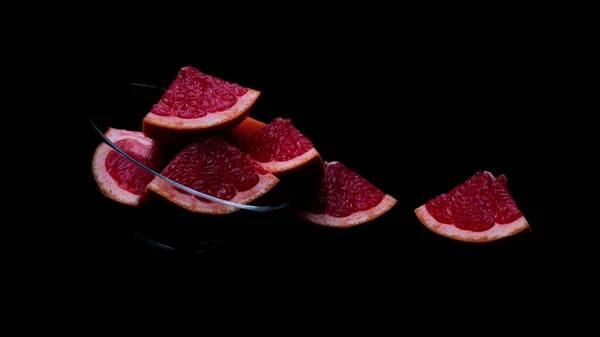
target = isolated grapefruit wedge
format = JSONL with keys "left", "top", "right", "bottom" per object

{"left": 146, "top": 137, "right": 279, "bottom": 215}
{"left": 297, "top": 161, "right": 397, "bottom": 228}
{"left": 231, "top": 117, "right": 322, "bottom": 175}
{"left": 91, "top": 128, "right": 162, "bottom": 206}
{"left": 142, "top": 66, "right": 260, "bottom": 142}
{"left": 414, "top": 171, "right": 530, "bottom": 242}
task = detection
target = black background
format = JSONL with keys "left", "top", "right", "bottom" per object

{"left": 70, "top": 14, "right": 561, "bottom": 288}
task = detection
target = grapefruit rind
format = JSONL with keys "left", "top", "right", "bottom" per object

{"left": 228, "top": 117, "right": 267, "bottom": 145}
{"left": 258, "top": 148, "right": 321, "bottom": 175}
{"left": 91, "top": 128, "right": 156, "bottom": 207}
{"left": 142, "top": 89, "right": 260, "bottom": 132}
{"left": 414, "top": 204, "right": 530, "bottom": 243}
{"left": 298, "top": 194, "right": 397, "bottom": 228}
{"left": 145, "top": 172, "right": 279, "bottom": 215}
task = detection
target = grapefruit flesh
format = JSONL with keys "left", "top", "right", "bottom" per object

{"left": 236, "top": 117, "right": 321, "bottom": 175}
{"left": 91, "top": 128, "right": 162, "bottom": 206}
{"left": 142, "top": 66, "right": 260, "bottom": 141}
{"left": 414, "top": 171, "right": 530, "bottom": 242}
{"left": 297, "top": 161, "right": 397, "bottom": 228}
{"left": 146, "top": 137, "right": 279, "bottom": 215}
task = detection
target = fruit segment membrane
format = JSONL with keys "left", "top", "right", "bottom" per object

{"left": 92, "top": 128, "right": 163, "bottom": 207}
{"left": 425, "top": 171, "right": 523, "bottom": 232}
{"left": 105, "top": 138, "right": 158, "bottom": 195}
{"left": 150, "top": 66, "right": 248, "bottom": 118}
{"left": 160, "top": 137, "right": 269, "bottom": 203}
{"left": 245, "top": 118, "right": 314, "bottom": 162}
{"left": 311, "top": 162, "right": 385, "bottom": 217}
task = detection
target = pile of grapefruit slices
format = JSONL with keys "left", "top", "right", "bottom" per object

{"left": 92, "top": 66, "right": 396, "bottom": 229}
{"left": 91, "top": 66, "right": 530, "bottom": 242}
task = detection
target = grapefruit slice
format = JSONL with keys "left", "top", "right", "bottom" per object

{"left": 233, "top": 117, "right": 321, "bottom": 175}
{"left": 414, "top": 171, "right": 530, "bottom": 242}
{"left": 297, "top": 161, "right": 397, "bottom": 228}
{"left": 142, "top": 66, "right": 260, "bottom": 142}
{"left": 91, "top": 128, "right": 162, "bottom": 206}
{"left": 146, "top": 137, "right": 279, "bottom": 215}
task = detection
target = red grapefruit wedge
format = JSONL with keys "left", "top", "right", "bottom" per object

{"left": 91, "top": 128, "right": 162, "bottom": 206}
{"left": 414, "top": 171, "right": 530, "bottom": 242}
{"left": 146, "top": 137, "right": 279, "bottom": 215}
{"left": 233, "top": 117, "right": 321, "bottom": 175}
{"left": 297, "top": 161, "right": 397, "bottom": 228}
{"left": 142, "top": 66, "right": 260, "bottom": 142}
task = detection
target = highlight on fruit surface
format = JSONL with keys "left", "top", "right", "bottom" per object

{"left": 91, "top": 128, "right": 163, "bottom": 206}
{"left": 297, "top": 161, "right": 397, "bottom": 228}
{"left": 414, "top": 171, "right": 530, "bottom": 242}
{"left": 146, "top": 137, "right": 279, "bottom": 215}
{"left": 142, "top": 66, "right": 260, "bottom": 143}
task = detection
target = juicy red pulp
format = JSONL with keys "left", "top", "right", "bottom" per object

{"left": 160, "top": 137, "right": 267, "bottom": 203}
{"left": 246, "top": 118, "right": 314, "bottom": 163}
{"left": 106, "top": 139, "right": 158, "bottom": 195}
{"left": 425, "top": 171, "right": 523, "bottom": 232}
{"left": 311, "top": 162, "right": 384, "bottom": 218}
{"left": 150, "top": 66, "right": 248, "bottom": 119}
